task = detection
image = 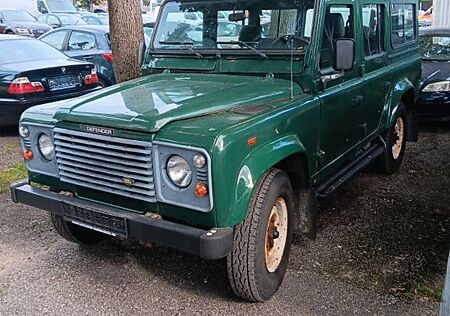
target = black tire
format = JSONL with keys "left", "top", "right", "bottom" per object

{"left": 376, "top": 103, "right": 408, "bottom": 174}
{"left": 50, "top": 214, "right": 108, "bottom": 245}
{"left": 226, "top": 168, "right": 294, "bottom": 302}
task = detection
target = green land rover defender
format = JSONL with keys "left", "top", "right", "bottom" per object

{"left": 11, "top": 0, "right": 421, "bottom": 301}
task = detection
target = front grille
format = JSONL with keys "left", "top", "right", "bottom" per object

{"left": 54, "top": 128, "right": 156, "bottom": 202}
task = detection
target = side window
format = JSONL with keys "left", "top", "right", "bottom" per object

{"left": 41, "top": 31, "right": 67, "bottom": 50}
{"left": 320, "top": 5, "right": 354, "bottom": 70}
{"left": 68, "top": 31, "right": 97, "bottom": 51}
{"left": 362, "top": 4, "right": 385, "bottom": 56}
{"left": 391, "top": 3, "right": 416, "bottom": 48}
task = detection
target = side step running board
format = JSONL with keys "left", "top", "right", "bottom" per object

{"left": 315, "top": 143, "right": 385, "bottom": 198}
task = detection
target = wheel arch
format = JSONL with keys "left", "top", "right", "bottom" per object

{"left": 388, "top": 80, "right": 419, "bottom": 141}
{"left": 226, "top": 134, "right": 310, "bottom": 227}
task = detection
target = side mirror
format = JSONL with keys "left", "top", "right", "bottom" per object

{"left": 333, "top": 38, "right": 355, "bottom": 71}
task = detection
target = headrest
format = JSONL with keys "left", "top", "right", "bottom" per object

{"left": 325, "top": 13, "right": 345, "bottom": 38}
{"left": 238, "top": 25, "right": 262, "bottom": 43}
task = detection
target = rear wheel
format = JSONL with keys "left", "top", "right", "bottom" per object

{"left": 226, "top": 169, "right": 294, "bottom": 302}
{"left": 50, "top": 214, "right": 108, "bottom": 245}
{"left": 376, "top": 103, "right": 407, "bottom": 174}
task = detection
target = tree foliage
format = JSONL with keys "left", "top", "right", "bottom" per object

{"left": 75, "top": 0, "right": 102, "bottom": 10}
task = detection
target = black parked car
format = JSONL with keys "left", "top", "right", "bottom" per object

{"left": 37, "top": 13, "right": 85, "bottom": 28}
{"left": 0, "top": 10, "right": 51, "bottom": 38}
{"left": 39, "top": 25, "right": 115, "bottom": 86}
{"left": 417, "top": 27, "right": 450, "bottom": 122}
{"left": 0, "top": 35, "right": 100, "bottom": 127}
{"left": 40, "top": 25, "right": 151, "bottom": 87}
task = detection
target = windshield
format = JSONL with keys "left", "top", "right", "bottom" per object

{"left": 420, "top": 35, "right": 450, "bottom": 60}
{"left": 2, "top": 10, "right": 36, "bottom": 22}
{"left": 0, "top": 39, "right": 66, "bottom": 64}
{"left": 60, "top": 14, "right": 85, "bottom": 25}
{"left": 153, "top": 0, "right": 315, "bottom": 55}
{"left": 46, "top": 0, "right": 77, "bottom": 14}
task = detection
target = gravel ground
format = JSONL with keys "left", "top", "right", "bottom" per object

{"left": 0, "top": 124, "right": 448, "bottom": 315}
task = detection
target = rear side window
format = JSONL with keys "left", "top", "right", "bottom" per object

{"left": 68, "top": 31, "right": 97, "bottom": 51}
{"left": 362, "top": 4, "right": 385, "bottom": 56}
{"left": 41, "top": 30, "right": 67, "bottom": 50}
{"left": 391, "top": 3, "right": 416, "bottom": 48}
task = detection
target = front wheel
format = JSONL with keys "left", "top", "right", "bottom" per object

{"left": 226, "top": 169, "right": 294, "bottom": 302}
{"left": 376, "top": 103, "right": 407, "bottom": 175}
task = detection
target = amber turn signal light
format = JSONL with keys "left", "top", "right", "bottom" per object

{"left": 23, "top": 149, "right": 33, "bottom": 160}
{"left": 195, "top": 182, "right": 208, "bottom": 198}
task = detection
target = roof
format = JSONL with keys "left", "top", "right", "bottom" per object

{"left": 56, "top": 25, "right": 110, "bottom": 33}
{"left": 419, "top": 27, "right": 450, "bottom": 36}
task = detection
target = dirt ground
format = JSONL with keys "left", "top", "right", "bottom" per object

{"left": 0, "top": 124, "right": 448, "bottom": 315}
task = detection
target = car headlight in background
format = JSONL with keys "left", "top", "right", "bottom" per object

{"left": 422, "top": 81, "right": 450, "bottom": 92}
{"left": 16, "top": 28, "right": 31, "bottom": 34}
{"left": 167, "top": 155, "right": 192, "bottom": 188}
{"left": 38, "top": 134, "right": 54, "bottom": 160}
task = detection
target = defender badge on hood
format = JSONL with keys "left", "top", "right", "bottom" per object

{"left": 81, "top": 125, "right": 114, "bottom": 136}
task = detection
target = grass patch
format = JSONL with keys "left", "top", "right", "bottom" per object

{"left": 0, "top": 162, "right": 27, "bottom": 193}
{"left": 416, "top": 282, "right": 443, "bottom": 302}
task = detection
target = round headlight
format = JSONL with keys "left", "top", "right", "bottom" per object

{"left": 193, "top": 153, "right": 206, "bottom": 168}
{"left": 166, "top": 155, "right": 192, "bottom": 188}
{"left": 19, "top": 126, "right": 30, "bottom": 137}
{"left": 38, "top": 134, "right": 54, "bottom": 160}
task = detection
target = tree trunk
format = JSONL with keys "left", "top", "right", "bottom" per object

{"left": 107, "top": 0, "right": 144, "bottom": 83}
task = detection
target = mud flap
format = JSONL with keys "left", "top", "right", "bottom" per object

{"left": 294, "top": 189, "right": 318, "bottom": 240}
{"left": 406, "top": 110, "right": 419, "bottom": 142}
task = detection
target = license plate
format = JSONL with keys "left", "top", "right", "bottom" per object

{"left": 61, "top": 202, "right": 128, "bottom": 238}
{"left": 48, "top": 75, "right": 81, "bottom": 91}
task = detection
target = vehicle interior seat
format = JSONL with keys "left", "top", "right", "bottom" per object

{"left": 238, "top": 25, "right": 262, "bottom": 43}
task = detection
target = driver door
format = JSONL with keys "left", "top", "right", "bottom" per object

{"left": 317, "top": 3, "right": 364, "bottom": 177}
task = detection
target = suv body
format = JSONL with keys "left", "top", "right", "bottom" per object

{"left": 12, "top": 0, "right": 421, "bottom": 301}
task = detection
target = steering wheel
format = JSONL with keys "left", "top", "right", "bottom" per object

{"left": 269, "top": 35, "right": 310, "bottom": 49}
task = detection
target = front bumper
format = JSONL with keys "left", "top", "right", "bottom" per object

{"left": 416, "top": 92, "right": 450, "bottom": 122}
{"left": 10, "top": 180, "right": 233, "bottom": 260}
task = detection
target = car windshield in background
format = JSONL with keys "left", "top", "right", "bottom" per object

{"left": 0, "top": 39, "right": 66, "bottom": 64}
{"left": 2, "top": 10, "right": 36, "bottom": 22}
{"left": 60, "top": 14, "right": 85, "bottom": 25}
{"left": 46, "top": 0, "right": 77, "bottom": 14}
{"left": 420, "top": 35, "right": 450, "bottom": 60}
{"left": 153, "top": 0, "right": 315, "bottom": 54}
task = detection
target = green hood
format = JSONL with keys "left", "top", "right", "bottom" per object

{"left": 51, "top": 73, "right": 296, "bottom": 132}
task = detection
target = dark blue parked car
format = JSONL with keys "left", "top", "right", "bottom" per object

{"left": 39, "top": 25, "right": 115, "bottom": 87}
{"left": 417, "top": 27, "right": 450, "bottom": 122}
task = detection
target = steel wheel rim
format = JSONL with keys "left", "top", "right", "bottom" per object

{"left": 265, "top": 197, "right": 288, "bottom": 273}
{"left": 392, "top": 116, "right": 404, "bottom": 160}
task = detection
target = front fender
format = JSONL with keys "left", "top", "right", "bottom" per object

{"left": 386, "top": 78, "right": 415, "bottom": 128}
{"left": 227, "top": 134, "right": 307, "bottom": 227}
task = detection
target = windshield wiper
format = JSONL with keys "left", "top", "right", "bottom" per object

{"left": 217, "top": 40, "right": 267, "bottom": 59}
{"left": 158, "top": 41, "right": 203, "bottom": 58}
